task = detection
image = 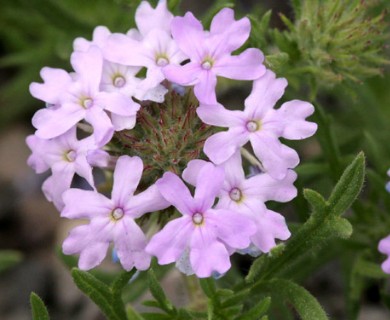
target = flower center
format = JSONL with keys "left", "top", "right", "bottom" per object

{"left": 64, "top": 150, "right": 76, "bottom": 162}
{"left": 111, "top": 207, "right": 124, "bottom": 220}
{"left": 156, "top": 57, "right": 169, "bottom": 67}
{"left": 81, "top": 97, "right": 93, "bottom": 109}
{"left": 229, "top": 187, "right": 243, "bottom": 202}
{"left": 113, "top": 75, "right": 126, "bottom": 88}
{"left": 246, "top": 120, "right": 260, "bottom": 132}
{"left": 201, "top": 59, "right": 213, "bottom": 70}
{"left": 192, "top": 212, "right": 204, "bottom": 225}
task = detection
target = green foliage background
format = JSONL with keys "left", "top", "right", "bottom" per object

{"left": 1, "top": 0, "right": 390, "bottom": 319}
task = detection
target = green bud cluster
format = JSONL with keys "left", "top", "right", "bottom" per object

{"left": 272, "top": 0, "right": 389, "bottom": 85}
{"left": 111, "top": 87, "right": 215, "bottom": 188}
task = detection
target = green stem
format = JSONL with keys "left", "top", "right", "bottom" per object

{"left": 183, "top": 275, "right": 208, "bottom": 312}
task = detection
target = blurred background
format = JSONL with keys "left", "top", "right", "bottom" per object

{"left": 0, "top": 0, "right": 389, "bottom": 319}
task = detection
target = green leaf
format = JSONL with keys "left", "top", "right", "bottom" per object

{"left": 234, "top": 296, "right": 271, "bottom": 320}
{"left": 328, "top": 152, "right": 365, "bottom": 216}
{"left": 71, "top": 268, "right": 126, "bottom": 320}
{"left": 303, "top": 189, "right": 327, "bottom": 213}
{"left": 221, "top": 289, "right": 250, "bottom": 308}
{"left": 245, "top": 244, "right": 285, "bottom": 283}
{"left": 142, "top": 300, "right": 162, "bottom": 308}
{"left": 246, "top": 154, "right": 363, "bottom": 283}
{"left": 265, "top": 52, "right": 289, "bottom": 72}
{"left": 147, "top": 268, "right": 174, "bottom": 314}
{"left": 111, "top": 270, "right": 136, "bottom": 297}
{"left": 0, "top": 250, "right": 22, "bottom": 273}
{"left": 141, "top": 313, "right": 172, "bottom": 320}
{"left": 167, "top": 0, "right": 182, "bottom": 13}
{"left": 199, "top": 278, "right": 217, "bottom": 299}
{"left": 30, "top": 292, "right": 50, "bottom": 320}
{"left": 127, "top": 305, "right": 145, "bottom": 320}
{"left": 262, "top": 279, "right": 329, "bottom": 320}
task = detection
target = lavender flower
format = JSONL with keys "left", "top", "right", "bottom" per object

{"left": 146, "top": 163, "right": 256, "bottom": 277}
{"left": 62, "top": 156, "right": 169, "bottom": 270}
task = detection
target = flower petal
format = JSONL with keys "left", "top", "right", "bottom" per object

{"left": 29, "top": 67, "right": 72, "bottom": 104}
{"left": 111, "top": 114, "right": 137, "bottom": 131}
{"left": 272, "top": 100, "right": 317, "bottom": 140}
{"left": 26, "top": 135, "right": 50, "bottom": 173}
{"left": 197, "top": 104, "right": 246, "bottom": 127}
{"left": 78, "top": 241, "right": 110, "bottom": 270}
{"left": 104, "top": 34, "right": 150, "bottom": 66}
{"left": 250, "top": 133, "right": 299, "bottom": 180}
{"left": 171, "top": 12, "right": 204, "bottom": 59}
{"left": 182, "top": 159, "right": 208, "bottom": 186}
{"left": 243, "top": 170, "right": 297, "bottom": 202}
{"left": 210, "top": 8, "right": 251, "bottom": 53}
{"left": 193, "top": 71, "right": 218, "bottom": 105}
{"left": 244, "top": 70, "right": 287, "bottom": 119}
{"left": 84, "top": 107, "right": 114, "bottom": 146}
{"left": 62, "top": 189, "right": 112, "bottom": 219}
{"left": 125, "top": 184, "right": 170, "bottom": 218}
{"left": 163, "top": 63, "right": 200, "bottom": 85}
{"left": 204, "top": 128, "right": 248, "bottom": 165}
{"left": 190, "top": 227, "right": 230, "bottom": 278}
{"left": 146, "top": 216, "right": 193, "bottom": 264}
{"left": 71, "top": 46, "right": 103, "bottom": 92}
{"left": 114, "top": 217, "right": 151, "bottom": 270}
{"left": 96, "top": 92, "right": 140, "bottom": 117}
{"left": 32, "top": 104, "right": 85, "bottom": 140}
{"left": 250, "top": 209, "right": 291, "bottom": 253}
{"left": 135, "top": 0, "right": 173, "bottom": 36}
{"left": 42, "top": 169, "right": 74, "bottom": 210}
{"left": 213, "top": 48, "right": 265, "bottom": 81}
{"left": 220, "top": 150, "right": 245, "bottom": 189}
{"left": 194, "top": 163, "right": 224, "bottom": 212}
{"left": 207, "top": 208, "right": 256, "bottom": 249}
{"left": 112, "top": 156, "right": 143, "bottom": 205}
{"left": 156, "top": 172, "right": 196, "bottom": 215}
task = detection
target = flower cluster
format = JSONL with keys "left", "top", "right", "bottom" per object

{"left": 27, "top": 0, "right": 317, "bottom": 278}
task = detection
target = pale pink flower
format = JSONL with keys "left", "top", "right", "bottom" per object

{"left": 163, "top": 8, "right": 266, "bottom": 104}
{"left": 26, "top": 127, "right": 109, "bottom": 210}
{"left": 183, "top": 152, "right": 294, "bottom": 252}
{"left": 62, "top": 156, "right": 170, "bottom": 271}
{"left": 31, "top": 46, "right": 140, "bottom": 146}
{"left": 146, "top": 163, "right": 256, "bottom": 277}
{"left": 379, "top": 235, "right": 390, "bottom": 274}
{"left": 198, "top": 70, "right": 317, "bottom": 180}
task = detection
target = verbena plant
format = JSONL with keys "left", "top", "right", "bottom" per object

{"left": 1, "top": 0, "right": 389, "bottom": 319}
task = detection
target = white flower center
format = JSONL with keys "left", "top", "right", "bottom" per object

{"left": 229, "top": 187, "right": 243, "bottom": 202}
{"left": 113, "top": 75, "right": 126, "bottom": 88}
{"left": 111, "top": 207, "right": 124, "bottom": 220}
{"left": 246, "top": 120, "right": 259, "bottom": 132}
{"left": 201, "top": 60, "right": 212, "bottom": 70}
{"left": 65, "top": 150, "right": 76, "bottom": 162}
{"left": 192, "top": 213, "right": 204, "bottom": 225}
{"left": 82, "top": 98, "right": 93, "bottom": 109}
{"left": 156, "top": 57, "right": 169, "bottom": 67}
